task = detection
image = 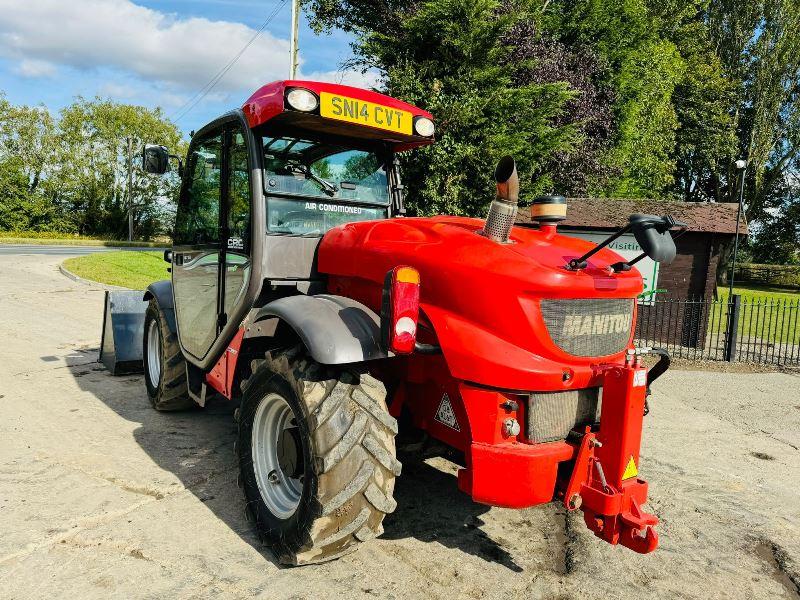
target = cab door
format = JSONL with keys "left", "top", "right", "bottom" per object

{"left": 221, "top": 127, "right": 252, "bottom": 324}
{"left": 172, "top": 127, "right": 224, "bottom": 361}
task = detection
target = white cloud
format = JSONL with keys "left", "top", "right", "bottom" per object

{"left": 0, "top": 0, "right": 291, "bottom": 93}
{"left": 14, "top": 59, "right": 57, "bottom": 78}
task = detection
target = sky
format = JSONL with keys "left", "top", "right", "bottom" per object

{"left": 0, "top": 0, "right": 376, "bottom": 135}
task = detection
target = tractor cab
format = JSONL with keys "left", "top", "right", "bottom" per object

{"left": 142, "top": 81, "right": 434, "bottom": 371}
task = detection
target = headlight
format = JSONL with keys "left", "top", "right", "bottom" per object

{"left": 285, "top": 88, "right": 319, "bottom": 112}
{"left": 413, "top": 117, "right": 435, "bottom": 137}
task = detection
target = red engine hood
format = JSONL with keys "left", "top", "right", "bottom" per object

{"left": 318, "top": 216, "right": 644, "bottom": 389}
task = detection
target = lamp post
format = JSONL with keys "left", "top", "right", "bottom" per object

{"left": 727, "top": 159, "right": 747, "bottom": 298}
{"left": 127, "top": 136, "right": 134, "bottom": 242}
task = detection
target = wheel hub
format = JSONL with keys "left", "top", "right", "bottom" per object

{"left": 146, "top": 318, "right": 161, "bottom": 386}
{"left": 251, "top": 393, "right": 304, "bottom": 519}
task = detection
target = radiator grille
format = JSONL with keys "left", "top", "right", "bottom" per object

{"left": 540, "top": 298, "right": 634, "bottom": 357}
{"left": 526, "top": 389, "right": 600, "bottom": 443}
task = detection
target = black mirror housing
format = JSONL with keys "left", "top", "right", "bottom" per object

{"left": 163, "top": 249, "right": 173, "bottom": 263}
{"left": 142, "top": 144, "right": 170, "bottom": 175}
{"left": 629, "top": 214, "right": 678, "bottom": 264}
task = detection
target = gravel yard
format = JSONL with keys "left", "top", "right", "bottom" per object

{"left": 1, "top": 253, "right": 799, "bottom": 599}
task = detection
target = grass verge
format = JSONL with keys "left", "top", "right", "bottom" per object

{"left": 0, "top": 231, "right": 164, "bottom": 247}
{"left": 63, "top": 251, "right": 169, "bottom": 289}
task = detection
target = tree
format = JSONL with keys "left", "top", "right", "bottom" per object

{"left": 53, "top": 98, "right": 185, "bottom": 238}
{"left": 707, "top": 0, "right": 800, "bottom": 217}
{"left": 0, "top": 94, "right": 185, "bottom": 238}
{"left": 308, "top": 0, "right": 578, "bottom": 216}
{"left": 504, "top": 21, "right": 617, "bottom": 196}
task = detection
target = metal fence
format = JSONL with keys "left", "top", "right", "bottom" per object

{"left": 635, "top": 296, "right": 800, "bottom": 366}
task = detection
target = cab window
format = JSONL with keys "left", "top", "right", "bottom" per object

{"left": 175, "top": 132, "right": 222, "bottom": 247}
{"left": 261, "top": 136, "right": 389, "bottom": 205}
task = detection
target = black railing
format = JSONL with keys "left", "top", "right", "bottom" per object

{"left": 635, "top": 296, "right": 800, "bottom": 365}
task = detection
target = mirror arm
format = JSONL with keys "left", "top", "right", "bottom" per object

{"left": 611, "top": 251, "right": 647, "bottom": 273}
{"left": 567, "top": 224, "right": 631, "bottom": 270}
{"left": 168, "top": 154, "right": 184, "bottom": 178}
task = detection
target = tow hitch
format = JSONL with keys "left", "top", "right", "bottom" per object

{"left": 562, "top": 360, "right": 660, "bottom": 554}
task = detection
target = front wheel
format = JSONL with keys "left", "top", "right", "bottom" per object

{"left": 143, "top": 300, "right": 193, "bottom": 411}
{"left": 237, "top": 348, "right": 400, "bottom": 565}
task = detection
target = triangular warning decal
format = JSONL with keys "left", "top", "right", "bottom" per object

{"left": 622, "top": 456, "right": 638, "bottom": 480}
{"left": 434, "top": 393, "right": 460, "bottom": 431}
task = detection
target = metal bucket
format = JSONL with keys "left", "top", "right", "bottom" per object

{"left": 99, "top": 290, "right": 147, "bottom": 375}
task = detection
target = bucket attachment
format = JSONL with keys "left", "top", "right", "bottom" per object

{"left": 99, "top": 290, "right": 147, "bottom": 375}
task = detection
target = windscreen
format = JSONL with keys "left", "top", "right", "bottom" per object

{"left": 261, "top": 135, "right": 390, "bottom": 235}
{"left": 262, "top": 136, "right": 390, "bottom": 204}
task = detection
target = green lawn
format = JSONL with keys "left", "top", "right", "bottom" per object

{"left": 717, "top": 283, "right": 800, "bottom": 301}
{"left": 713, "top": 284, "right": 799, "bottom": 345}
{"left": 63, "top": 251, "right": 169, "bottom": 289}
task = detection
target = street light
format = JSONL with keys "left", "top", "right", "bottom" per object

{"left": 728, "top": 159, "right": 747, "bottom": 298}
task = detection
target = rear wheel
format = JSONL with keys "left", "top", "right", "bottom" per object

{"left": 143, "top": 300, "right": 193, "bottom": 411}
{"left": 237, "top": 348, "right": 400, "bottom": 565}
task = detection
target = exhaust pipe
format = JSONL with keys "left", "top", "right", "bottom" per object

{"left": 480, "top": 156, "right": 519, "bottom": 244}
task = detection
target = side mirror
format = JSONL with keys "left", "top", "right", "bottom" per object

{"left": 143, "top": 144, "right": 170, "bottom": 175}
{"left": 163, "top": 249, "right": 173, "bottom": 263}
{"left": 629, "top": 214, "right": 683, "bottom": 264}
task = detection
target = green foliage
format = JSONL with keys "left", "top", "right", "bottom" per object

{"left": 0, "top": 94, "right": 184, "bottom": 239}
{"left": 309, "top": 0, "right": 577, "bottom": 216}
{"left": 604, "top": 40, "right": 685, "bottom": 197}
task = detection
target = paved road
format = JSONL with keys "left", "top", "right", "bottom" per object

{"left": 1, "top": 254, "right": 799, "bottom": 599}
{"left": 0, "top": 244, "right": 163, "bottom": 256}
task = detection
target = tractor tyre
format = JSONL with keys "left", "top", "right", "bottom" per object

{"left": 143, "top": 300, "right": 193, "bottom": 411}
{"left": 237, "top": 347, "right": 400, "bottom": 565}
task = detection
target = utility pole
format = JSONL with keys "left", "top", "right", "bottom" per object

{"left": 127, "top": 136, "right": 134, "bottom": 242}
{"left": 289, "top": 0, "right": 300, "bottom": 79}
{"left": 727, "top": 159, "right": 747, "bottom": 298}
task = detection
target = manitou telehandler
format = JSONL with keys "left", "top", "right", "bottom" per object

{"left": 140, "top": 80, "right": 678, "bottom": 565}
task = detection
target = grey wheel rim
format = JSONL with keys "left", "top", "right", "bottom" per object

{"left": 146, "top": 318, "right": 161, "bottom": 387}
{"left": 251, "top": 392, "right": 304, "bottom": 519}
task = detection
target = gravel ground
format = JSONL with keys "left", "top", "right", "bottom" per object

{"left": 1, "top": 254, "right": 799, "bottom": 600}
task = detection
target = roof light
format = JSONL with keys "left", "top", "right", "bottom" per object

{"left": 285, "top": 88, "right": 319, "bottom": 112}
{"left": 414, "top": 117, "right": 435, "bottom": 137}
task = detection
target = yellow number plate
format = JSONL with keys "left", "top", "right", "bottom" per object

{"left": 319, "top": 92, "right": 413, "bottom": 135}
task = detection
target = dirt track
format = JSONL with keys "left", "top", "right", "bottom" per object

{"left": 1, "top": 253, "right": 799, "bottom": 599}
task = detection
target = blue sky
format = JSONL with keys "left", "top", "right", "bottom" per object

{"left": 0, "top": 0, "right": 371, "bottom": 135}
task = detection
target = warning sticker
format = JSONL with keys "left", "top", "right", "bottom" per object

{"left": 633, "top": 370, "right": 647, "bottom": 387}
{"left": 434, "top": 393, "right": 460, "bottom": 431}
{"left": 622, "top": 456, "right": 639, "bottom": 480}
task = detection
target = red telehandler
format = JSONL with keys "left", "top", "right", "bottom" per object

{"left": 140, "top": 80, "right": 679, "bottom": 565}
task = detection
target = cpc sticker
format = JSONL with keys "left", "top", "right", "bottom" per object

{"left": 633, "top": 370, "right": 647, "bottom": 387}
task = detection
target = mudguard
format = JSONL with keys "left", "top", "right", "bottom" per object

{"left": 143, "top": 279, "right": 177, "bottom": 335}
{"left": 253, "top": 294, "right": 388, "bottom": 365}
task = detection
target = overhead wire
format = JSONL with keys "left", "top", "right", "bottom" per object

{"left": 170, "top": 0, "right": 288, "bottom": 124}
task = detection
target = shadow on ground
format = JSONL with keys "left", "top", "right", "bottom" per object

{"left": 65, "top": 347, "right": 522, "bottom": 571}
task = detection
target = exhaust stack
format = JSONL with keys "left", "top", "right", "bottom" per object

{"left": 480, "top": 156, "right": 519, "bottom": 243}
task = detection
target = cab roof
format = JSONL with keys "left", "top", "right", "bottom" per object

{"left": 242, "top": 80, "right": 435, "bottom": 151}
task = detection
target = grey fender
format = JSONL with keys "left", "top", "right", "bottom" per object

{"left": 253, "top": 294, "right": 388, "bottom": 365}
{"left": 143, "top": 279, "right": 177, "bottom": 335}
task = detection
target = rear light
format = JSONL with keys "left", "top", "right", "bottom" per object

{"left": 381, "top": 266, "right": 420, "bottom": 354}
{"left": 285, "top": 87, "right": 319, "bottom": 112}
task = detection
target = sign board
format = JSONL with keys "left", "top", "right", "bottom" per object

{"left": 565, "top": 230, "right": 660, "bottom": 304}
